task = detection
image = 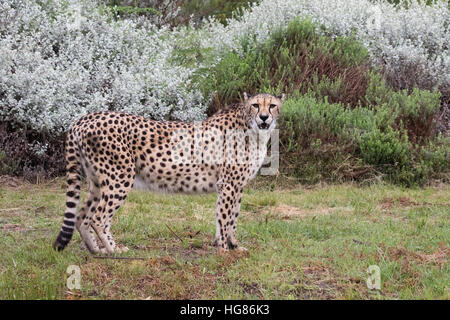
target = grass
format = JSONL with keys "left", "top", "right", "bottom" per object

{"left": 0, "top": 177, "right": 448, "bottom": 300}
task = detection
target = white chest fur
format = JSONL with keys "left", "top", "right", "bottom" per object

{"left": 249, "top": 129, "right": 272, "bottom": 180}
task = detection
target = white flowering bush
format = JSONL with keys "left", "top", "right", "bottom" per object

{"left": 202, "top": 0, "right": 449, "bottom": 88}
{"left": 0, "top": 0, "right": 207, "bottom": 133}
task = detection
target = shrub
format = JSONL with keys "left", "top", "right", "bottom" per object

{"left": 0, "top": 0, "right": 208, "bottom": 135}
{"left": 280, "top": 94, "right": 378, "bottom": 183}
{"left": 0, "top": 0, "right": 209, "bottom": 178}
{"left": 1, "top": 0, "right": 447, "bottom": 133}
{"left": 205, "top": 0, "right": 449, "bottom": 92}
{"left": 202, "top": 18, "right": 443, "bottom": 143}
{"left": 200, "top": 19, "right": 371, "bottom": 114}
{"left": 364, "top": 71, "right": 442, "bottom": 141}
{"left": 0, "top": 122, "right": 66, "bottom": 179}
{"left": 179, "top": 0, "right": 261, "bottom": 26}
{"left": 102, "top": 0, "right": 259, "bottom": 27}
{"left": 280, "top": 94, "right": 449, "bottom": 185}
{"left": 415, "top": 135, "right": 450, "bottom": 183}
{"left": 358, "top": 127, "right": 411, "bottom": 168}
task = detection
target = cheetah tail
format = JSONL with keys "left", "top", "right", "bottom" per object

{"left": 53, "top": 145, "right": 82, "bottom": 251}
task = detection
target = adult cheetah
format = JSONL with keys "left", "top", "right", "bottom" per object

{"left": 53, "top": 92, "right": 284, "bottom": 254}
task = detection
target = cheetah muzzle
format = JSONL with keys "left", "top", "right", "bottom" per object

{"left": 53, "top": 92, "right": 285, "bottom": 255}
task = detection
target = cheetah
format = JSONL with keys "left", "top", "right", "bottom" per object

{"left": 53, "top": 92, "right": 284, "bottom": 254}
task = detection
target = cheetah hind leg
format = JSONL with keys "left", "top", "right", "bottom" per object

{"left": 102, "top": 193, "right": 129, "bottom": 254}
{"left": 91, "top": 184, "right": 132, "bottom": 255}
{"left": 76, "top": 183, "right": 105, "bottom": 254}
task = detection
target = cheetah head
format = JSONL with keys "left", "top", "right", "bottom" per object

{"left": 244, "top": 92, "right": 285, "bottom": 131}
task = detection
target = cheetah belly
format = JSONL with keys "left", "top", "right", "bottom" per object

{"left": 249, "top": 145, "right": 267, "bottom": 180}
{"left": 133, "top": 172, "right": 217, "bottom": 194}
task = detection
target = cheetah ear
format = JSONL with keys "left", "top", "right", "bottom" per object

{"left": 277, "top": 93, "right": 285, "bottom": 102}
{"left": 243, "top": 92, "right": 251, "bottom": 101}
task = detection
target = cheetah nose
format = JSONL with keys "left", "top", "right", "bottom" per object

{"left": 259, "top": 114, "right": 269, "bottom": 122}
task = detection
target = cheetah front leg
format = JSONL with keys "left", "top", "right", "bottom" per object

{"left": 214, "top": 182, "right": 246, "bottom": 254}
{"left": 226, "top": 187, "right": 247, "bottom": 252}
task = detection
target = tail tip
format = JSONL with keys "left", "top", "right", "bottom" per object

{"left": 52, "top": 242, "right": 63, "bottom": 252}
{"left": 52, "top": 237, "right": 67, "bottom": 252}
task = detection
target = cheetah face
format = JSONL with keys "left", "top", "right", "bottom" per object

{"left": 244, "top": 92, "right": 285, "bottom": 131}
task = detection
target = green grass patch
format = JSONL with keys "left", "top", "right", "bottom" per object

{"left": 0, "top": 179, "right": 448, "bottom": 299}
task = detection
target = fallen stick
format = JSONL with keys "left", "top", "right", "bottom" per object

{"left": 93, "top": 256, "right": 146, "bottom": 260}
{"left": 165, "top": 223, "right": 183, "bottom": 242}
{"left": 352, "top": 239, "right": 372, "bottom": 246}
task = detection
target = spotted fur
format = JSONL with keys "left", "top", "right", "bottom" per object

{"left": 53, "top": 92, "right": 284, "bottom": 254}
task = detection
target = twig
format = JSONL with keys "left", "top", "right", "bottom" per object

{"left": 244, "top": 201, "right": 266, "bottom": 208}
{"left": 353, "top": 239, "right": 372, "bottom": 246}
{"left": 188, "top": 230, "right": 201, "bottom": 238}
{"left": 93, "top": 256, "right": 146, "bottom": 261}
{"left": 21, "top": 228, "right": 53, "bottom": 233}
{"left": 165, "top": 223, "right": 183, "bottom": 242}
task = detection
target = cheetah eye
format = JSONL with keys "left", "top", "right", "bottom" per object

{"left": 269, "top": 104, "right": 277, "bottom": 109}
{"left": 251, "top": 103, "right": 259, "bottom": 109}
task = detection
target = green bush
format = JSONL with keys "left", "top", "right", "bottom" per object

{"left": 180, "top": 0, "right": 260, "bottom": 25}
{"left": 103, "top": 0, "right": 260, "bottom": 26}
{"left": 280, "top": 94, "right": 449, "bottom": 185}
{"left": 280, "top": 95, "right": 378, "bottom": 183}
{"left": 365, "top": 71, "right": 442, "bottom": 141}
{"left": 358, "top": 127, "right": 410, "bottom": 168}
{"left": 282, "top": 95, "right": 376, "bottom": 145}
{"left": 200, "top": 18, "right": 371, "bottom": 114}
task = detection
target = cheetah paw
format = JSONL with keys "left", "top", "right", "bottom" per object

{"left": 115, "top": 246, "right": 129, "bottom": 253}
{"left": 216, "top": 247, "right": 229, "bottom": 255}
